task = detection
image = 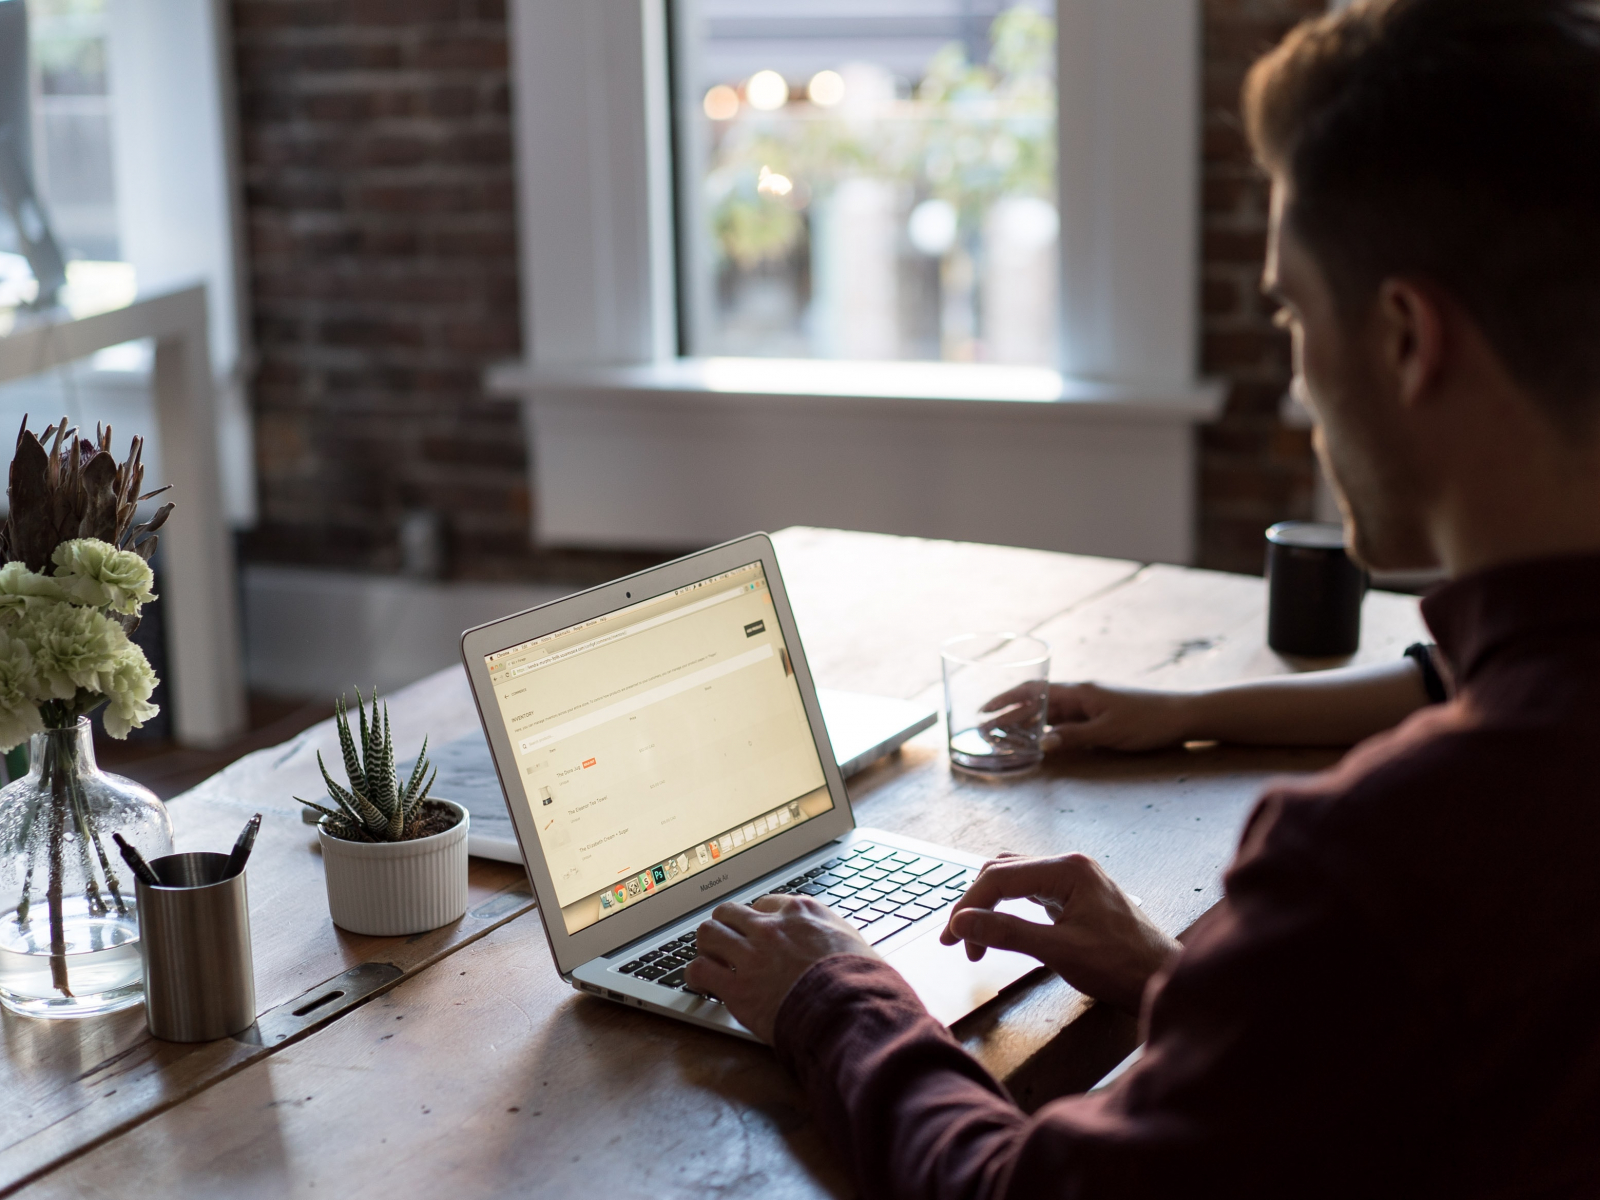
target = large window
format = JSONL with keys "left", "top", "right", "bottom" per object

{"left": 0, "top": 0, "right": 253, "bottom": 527}
{"left": 25, "top": 0, "right": 117, "bottom": 262}
{"left": 0, "top": 0, "right": 133, "bottom": 317}
{"left": 673, "top": 1, "right": 1058, "bottom": 365}
{"left": 503, "top": 0, "right": 1211, "bottom": 562}
{"left": 0, "top": 0, "right": 145, "bottom": 476}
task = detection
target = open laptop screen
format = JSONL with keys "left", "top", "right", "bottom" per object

{"left": 483, "top": 560, "right": 833, "bottom": 935}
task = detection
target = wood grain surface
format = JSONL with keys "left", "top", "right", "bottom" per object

{"left": 7, "top": 529, "right": 1429, "bottom": 1198}
{"left": 23, "top": 910, "right": 851, "bottom": 1200}
{"left": 0, "top": 672, "right": 534, "bottom": 1195}
{"left": 771, "top": 527, "right": 1142, "bottom": 698}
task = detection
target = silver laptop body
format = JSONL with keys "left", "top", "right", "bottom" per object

{"left": 461, "top": 533, "right": 1039, "bottom": 1040}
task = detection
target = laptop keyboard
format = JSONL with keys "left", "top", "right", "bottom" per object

{"left": 611, "top": 842, "right": 975, "bottom": 996}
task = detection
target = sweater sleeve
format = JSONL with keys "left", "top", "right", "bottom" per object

{"left": 769, "top": 792, "right": 1394, "bottom": 1200}
{"left": 770, "top": 956, "right": 1178, "bottom": 1200}
{"left": 771, "top": 954, "right": 1032, "bottom": 1200}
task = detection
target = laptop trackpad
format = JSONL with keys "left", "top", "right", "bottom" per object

{"left": 884, "top": 900, "right": 1049, "bottom": 1027}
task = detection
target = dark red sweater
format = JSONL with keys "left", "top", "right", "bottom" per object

{"left": 774, "top": 555, "right": 1600, "bottom": 1198}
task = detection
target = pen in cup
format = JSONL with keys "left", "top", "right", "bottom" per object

{"left": 112, "top": 832, "right": 161, "bottom": 887}
{"left": 224, "top": 814, "right": 261, "bottom": 879}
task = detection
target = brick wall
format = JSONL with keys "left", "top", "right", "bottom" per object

{"left": 232, "top": 0, "right": 533, "bottom": 579}
{"left": 1197, "top": 0, "right": 1326, "bottom": 574}
{"left": 231, "top": 0, "right": 1324, "bottom": 580}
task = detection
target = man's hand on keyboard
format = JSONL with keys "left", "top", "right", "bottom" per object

{"left": 940, "top": 853, "right": 1179, "bottom": 1013}
{"left": 686, "top": 895, "right": 876, "bottom": 1043}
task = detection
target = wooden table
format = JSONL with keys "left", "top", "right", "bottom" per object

{"left": 0, "top": 528, "right": 1428, "bottom": 1199}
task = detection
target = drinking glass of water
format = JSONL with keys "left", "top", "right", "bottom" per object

{"left": 940, "top": 633, "right": 1050, "bottom": 777}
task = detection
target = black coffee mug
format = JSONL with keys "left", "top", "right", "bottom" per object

{"left": 1265, "top": 522, "right": 1367, "bottom": 657}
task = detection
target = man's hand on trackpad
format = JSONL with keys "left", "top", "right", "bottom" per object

{"left": 941, "top": 853, "right": 1179, "bottom": 1013}
{"left": 686, "top": 895, "right": 875, "bottom": 1043}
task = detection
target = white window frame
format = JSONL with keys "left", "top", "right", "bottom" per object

{"left": 106, "top": 0, "right": 256, "bottom": 527}
{"left": 494, "top": 0, "right": 1222, "bottom": 564}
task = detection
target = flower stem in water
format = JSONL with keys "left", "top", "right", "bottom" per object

{"left": 45, "top": 761, "right": 71, "bottom": 996}
{"left": 14, "top": 799, "right": 38, "bottom": 928}
{"left": 65, "top": 777, "right": 111, "bottom": 917}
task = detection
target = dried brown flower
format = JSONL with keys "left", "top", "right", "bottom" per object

{"left": 0, "top": 418, "right": 174, "bottom": 630}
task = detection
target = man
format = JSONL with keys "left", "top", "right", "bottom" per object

{"left": 683, "top": 1, "right": 1600, "bottom": 1194}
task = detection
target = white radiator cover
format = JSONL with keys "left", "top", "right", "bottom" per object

{"left": 523, "top": 380, "right": 1217, "bottom": 565}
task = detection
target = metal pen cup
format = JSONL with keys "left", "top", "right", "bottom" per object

{"left": 135, "top": 851, "right": 256, "bottom": 1042}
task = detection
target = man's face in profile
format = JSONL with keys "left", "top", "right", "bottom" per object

{"left": 1264, "top": 181, "right": 1438, "bottom": 573}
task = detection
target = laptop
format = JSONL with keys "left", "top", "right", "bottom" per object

{"left": 299, "top": 691, "right": 935, "bottom": 863}
{"left": 460, "top": 532, "right": 1043, "bottom": 1039}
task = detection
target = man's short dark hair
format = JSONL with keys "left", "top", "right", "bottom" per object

{"left": 1244, "top": 0, "right": 1600, "bottom": 433}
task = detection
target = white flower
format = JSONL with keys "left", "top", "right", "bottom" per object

{"left": 0, "top": 546, "right": 164, "bottom": 741}
{"left": 0, "top": 561, "right": 66, "bottom": 623}
{"left": 17, "top": 602, "right": 127, "bottom": 700}
{"left": 51, "top": 539, "right": 156, "bottom": 615}
{"left": 101, "top": 643, "right": 158, "bottom": 739}
{"left": 0, "top": 630, "right": 43, "bottom": 752}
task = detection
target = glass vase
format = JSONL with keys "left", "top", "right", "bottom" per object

{"left": 0, "top": 719, "right": 172, "bottom": 1017}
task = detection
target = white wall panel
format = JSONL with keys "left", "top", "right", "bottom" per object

{"left": 528, "top": 390, "right": 1196, "bottom": 563}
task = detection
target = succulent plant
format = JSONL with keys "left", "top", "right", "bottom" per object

{"left": 295, "top": 690, "right": 443, "bottom": 843}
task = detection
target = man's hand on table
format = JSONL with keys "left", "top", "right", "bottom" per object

{"left": 941, "top": 853, "right": 1180, "bottom": 1012}
{"left": 984, "top": 681, "right": 1194, "bottom": 753}
{"left": 686, "top": 895, "right": 877, "bottom": 1042}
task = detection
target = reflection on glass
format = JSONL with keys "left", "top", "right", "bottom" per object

{"left": 674, "top": 1, "right": 1058, "bottom": 366}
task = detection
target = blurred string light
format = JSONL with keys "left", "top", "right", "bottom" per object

{"left": 703, "top": 84, "right": 740, "bottom": 120}
{"left": 756, "top": 165, "right": 793, "bottom": 198}
{"left": 807, "top": 69, "right": 845, "bottom": 107}
{"left": 746, "top": 70, "right": 790, "bottom": 111}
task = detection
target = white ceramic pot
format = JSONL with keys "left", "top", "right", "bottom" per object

{"left": 316, "top": 801, "right": 469, "bottom": 936}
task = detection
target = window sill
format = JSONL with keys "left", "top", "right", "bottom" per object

{"left": 486, "top": 357, "right": 1224, "bottom": 424}
{"left": 491, "top": 356, "right": 1221, "bottom": 563}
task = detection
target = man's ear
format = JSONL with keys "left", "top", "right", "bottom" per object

{"left": 1375, "top": 278, "right": 1448, "bottom": 409}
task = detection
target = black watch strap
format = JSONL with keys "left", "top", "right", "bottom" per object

{"left": 1404, "top": 642, "right": 1447, "bottom": 704}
